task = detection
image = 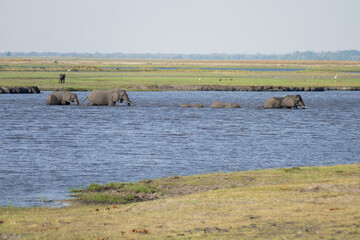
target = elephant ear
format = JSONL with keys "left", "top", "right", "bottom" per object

{"left": 110, "top": 90, "right": 120, "bottom": 102}
{"left": 282, "top": 96, "right": 295, "bottom": 107}
{"left": 62, "top": 92, "right": 72, "bottom": 102}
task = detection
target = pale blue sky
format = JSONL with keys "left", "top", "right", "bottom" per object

{"left": 1, "top": 0, "right": 359, "bottom": 54}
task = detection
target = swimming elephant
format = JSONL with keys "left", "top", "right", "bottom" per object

{"left": 209, "top": 101, "right": 240, "bottom": 108}
{"left": 180, "top": 103, "right": 204, "bottom": 108}
{"left": 82, "top": 88, "right": 131, "bottom": 106}
{"left": 46, "top": 91, "right": 79, "bottom": 105}
{"left": 263, "top": 95, "right": 306, "bottom": 109}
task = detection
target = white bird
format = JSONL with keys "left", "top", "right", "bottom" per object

{"left": 334, "top": 74, "right": 338, "bottom": 79}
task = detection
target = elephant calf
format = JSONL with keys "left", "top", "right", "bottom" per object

{"left": 209, "top": 101, "right": 240, "bottom": 108}
{"left": 46, "top": 91, "right": 79, "bottom": 105}
{"left": 263, "top": 95, "right": 306, "bottom": 109}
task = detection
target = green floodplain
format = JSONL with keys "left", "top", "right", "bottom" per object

{"left": 1, "top": 58, "right": 360, "bottom": 239}
{"left": 1, "top": 58, "right": 360, "bottom": 91}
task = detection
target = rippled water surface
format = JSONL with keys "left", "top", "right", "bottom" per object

{"left": 1, "top": 91, "right": 359, "bottom": 207}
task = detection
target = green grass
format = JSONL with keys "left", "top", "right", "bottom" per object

{"left": 1, "top": 58, "right": 360, "bottom": 91}
{"left": 69, "top": 182, "right": 159, "bottom": 204}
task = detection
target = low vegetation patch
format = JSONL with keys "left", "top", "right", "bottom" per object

{"left": 70, "top": 182, "right": 160, "bottom": 204}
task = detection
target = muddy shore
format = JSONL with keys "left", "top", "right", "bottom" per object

{"left": 131, "top": 84, "right": 360, "bottom": 91}
{"left": 1, "top": 85, "right": 359, "bottom": 93}
{"left": 0, "top": 86, "right": 40, "bottom": 94}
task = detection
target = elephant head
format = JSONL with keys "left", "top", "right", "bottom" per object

{"left": 282, "top": 95, "right": 306, "bottom": 109}
{"left": 62, "top": 91, "right": 79, "bottom": 105}
{"left": 109, "top": 88, "right": 131, "bottom": 106}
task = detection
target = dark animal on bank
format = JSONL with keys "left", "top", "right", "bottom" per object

{"left": 59, "top": 74, "right": 66, "bottom": 84}
{"left": 0, "top": 86, "right": 40, "bottom": 94}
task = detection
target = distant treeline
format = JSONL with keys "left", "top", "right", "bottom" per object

{"left": 1, "top": 50, "right": 360, "bottom": 61}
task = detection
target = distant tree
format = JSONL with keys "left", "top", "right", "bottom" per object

{"left": 0, "top": 50, "right": 359, "bottom": 60}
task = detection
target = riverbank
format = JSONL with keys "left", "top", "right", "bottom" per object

{"left": 2, "top": 85, "right": 360, "bottom": 93}
{"left": 1, "top": 164, "right": 359, "bottom": 239}
{"left": 127, "top": 84, "right": 360, "bottom": 91}
{"left": 0, "top": 85, "right": 360, "bottom": 94}
{"left": 0, "top": 86, "right": 40, "bottom": 94}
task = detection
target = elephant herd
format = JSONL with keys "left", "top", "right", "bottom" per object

{"left": 46, "top": 88, "right": 307, "bottom": 109}
{"left": 46, "top": 88, "right": 131, "bottom": 106}
{"left": 181, "top": 94, "right": 306, "bottom": 109}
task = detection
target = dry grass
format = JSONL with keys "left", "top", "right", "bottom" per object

{"left": 0, "top": 164, "right": 359, "bottom": 239}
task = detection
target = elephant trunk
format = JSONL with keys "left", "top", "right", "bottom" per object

{"left": 123, "top": 92, "right": 131, "bottom": 106}
{"left": 297, "top": 95, "right": 306, "bottom": 109}
{"left": 299, "top": 102, "right": 306, "bottom": 109}
{"left": 74, "top": 95, "right": 80, "bottom": 105}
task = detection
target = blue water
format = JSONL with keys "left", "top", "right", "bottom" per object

{"left": 101, "top": 66, "right": 306, "bottom": 71}
{"left": 191, "top": 67, "right": 306, "bottom": 71}
{"left": 0, "top": 91, "right": 359, "bottom": 207}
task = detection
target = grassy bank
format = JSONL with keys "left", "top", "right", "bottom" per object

{"left": 1, "top": 164, "right": 359, "bottom": 239}
{"left": 1, "top": 58, "right": 360, "bottom": 91}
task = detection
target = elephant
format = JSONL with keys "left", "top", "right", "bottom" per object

{"left": 82, "top": 88, "right": 131, "bottom": 106}
{"left": 263, "top": 95, "right": 306, "bottom": 109}
{"left": 209, "top": 101, "right": 240, "bottom": 108}
{"left": 46, "top": 91, "right": 79, "bottom": 105}
{"left": 59, "top": 74, "right": 66, "bottom": 84}
{"left": 180, "top": 103, "right": 204, "bottom": 108}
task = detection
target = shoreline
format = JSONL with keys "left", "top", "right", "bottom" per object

{"left": 2, "top": 163, "right": 358, "bottom": 209}
{"left": 128, "top": 84, "right": 360, "bottom": 92}
{"left": 1, "top": 85, "right": 360, "bottom": 93}
{"left": 57, "top": 163, "right": 360, "bottom": 207}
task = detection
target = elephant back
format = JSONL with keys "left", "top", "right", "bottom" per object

{"left": 88, "top": 90, "right": 108, "bottom": 105}
{"left": 46, "top": 92, "right": 59, "bottom": 105}
{"left": 263, "top": 97, "right": 282, "bottom": 109}
{"left": 210, "top": 101, "right": 240, "bottom": 108}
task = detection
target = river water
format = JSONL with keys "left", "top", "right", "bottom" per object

{"left": 0, "top": 66, "right": 306, "bottom": 71}
{"left": 1, "top": 91, "right": 359, "bottom": 207}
